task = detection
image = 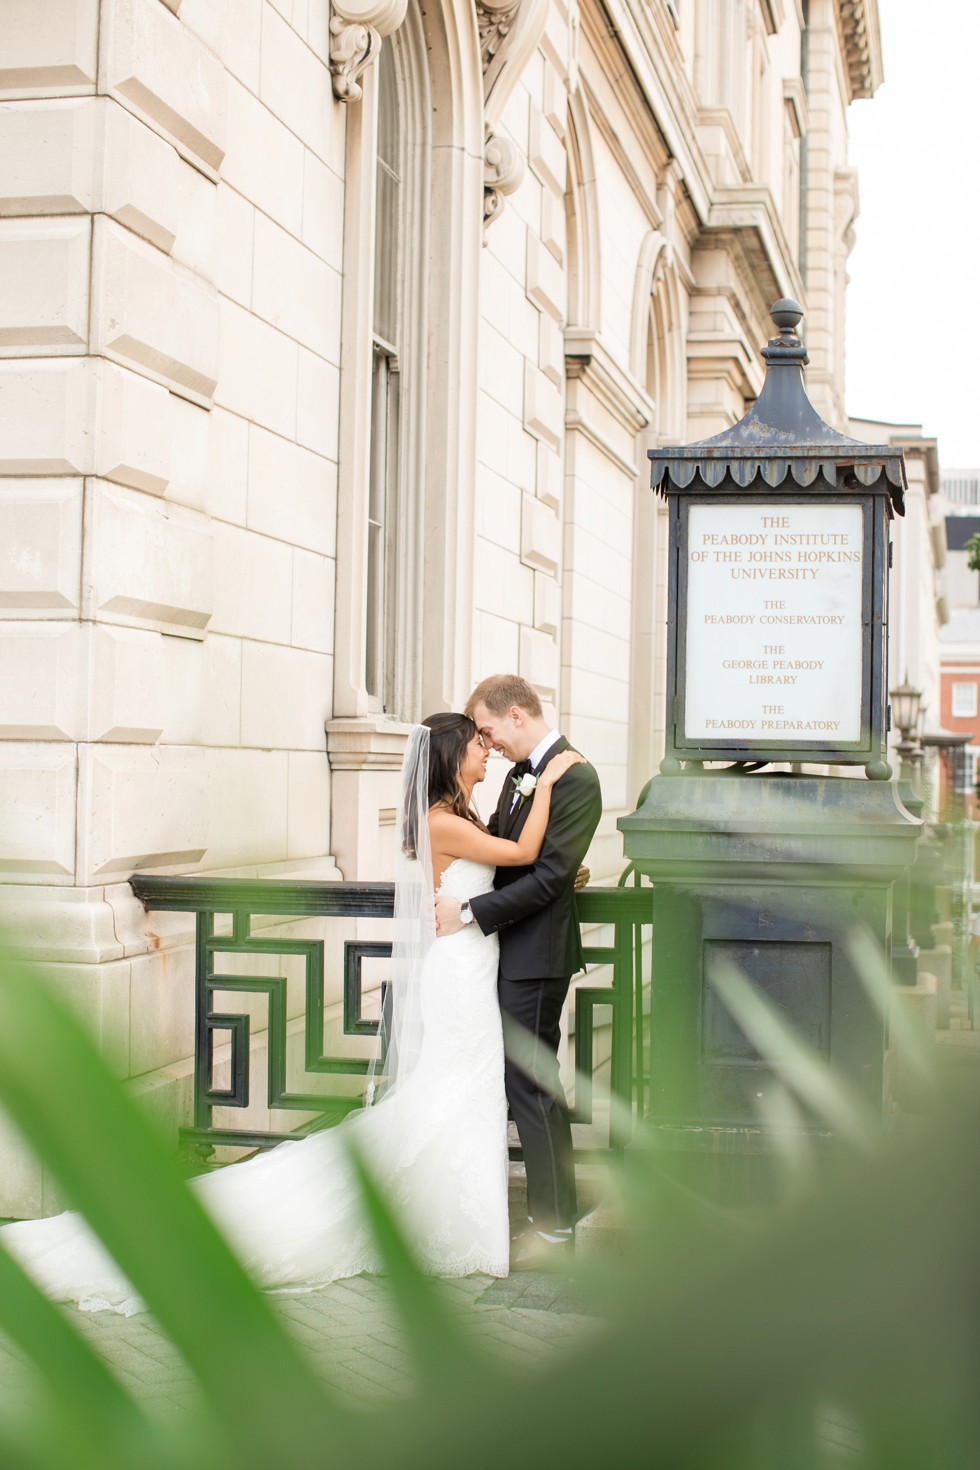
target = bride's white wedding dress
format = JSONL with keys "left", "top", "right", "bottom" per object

{"left": 2, "top": 860, "right": 509, "bottom": 1315}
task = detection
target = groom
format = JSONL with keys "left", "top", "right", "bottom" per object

{"left": 434, "top": 674, "right": 602, "bottom": 1262}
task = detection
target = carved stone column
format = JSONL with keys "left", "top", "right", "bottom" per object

{"left": 330, "top": 0, "right": 408, "bottom": 102}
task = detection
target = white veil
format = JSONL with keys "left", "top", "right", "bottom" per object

{"left": 366, "top": 723, "right": 434, "bottom": 1104}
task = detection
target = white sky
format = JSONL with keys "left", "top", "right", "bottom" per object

{"left": 844, "top": 0, "right": 980, "bottom": 470}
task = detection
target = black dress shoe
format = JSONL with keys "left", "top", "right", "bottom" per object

{"left": 510, "top": 1227, "right": 574, "bottom": 1271}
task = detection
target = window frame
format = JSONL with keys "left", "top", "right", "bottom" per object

{"left": 951, "top": 681, "right": 978, "bottom": 719}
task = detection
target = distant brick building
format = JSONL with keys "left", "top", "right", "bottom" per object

{"left": 939, "top": 512, "right": 980, "bottom": 814}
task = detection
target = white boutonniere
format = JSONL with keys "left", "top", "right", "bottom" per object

{"left": 511, "top": 771, "right": 537, "bottom": 805}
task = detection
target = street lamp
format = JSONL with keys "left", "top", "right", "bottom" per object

{"left": 889, "top": 677, "right": 923, "bottom": 783}
{"left": 890, "top": 679, "right": 921, "bottom": 740}
{"left": 887, "top": 677, "right": 925, "bottom": 983}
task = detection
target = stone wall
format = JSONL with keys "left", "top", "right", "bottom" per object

{"left": 0, "top": 0, "right": 346, "bottom": 1211}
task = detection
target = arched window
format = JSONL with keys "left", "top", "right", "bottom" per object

{"left": 627, "top": 223, "right": 687, "bottom": 798}
{"left": 332, "top": 9, "right": 432, "bottom": 727}
{"left": 326, "top": 0, "right": 484, "bottom": 874}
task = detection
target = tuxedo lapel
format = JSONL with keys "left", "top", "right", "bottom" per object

{"left": 501, "top": 772, "right": 524, "bottom": 838}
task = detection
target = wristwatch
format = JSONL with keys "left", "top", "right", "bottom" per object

{"left": 459, "top": 901, "right": 474, "bottom": 925}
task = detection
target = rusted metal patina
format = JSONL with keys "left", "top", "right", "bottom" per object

{"left": 649, "top": 299, "right": 906, "bottom": 510}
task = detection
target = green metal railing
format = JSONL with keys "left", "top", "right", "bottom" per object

{"left": 129, "top": 875, "right": 653, "bottom": 1160}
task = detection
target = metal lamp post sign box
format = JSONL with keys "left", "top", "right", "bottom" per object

{"left": 620, "top": 301, "right": 921, "bottom": 1185}
{"left": 652, "top": 300, "right": 905, "bottom": 778}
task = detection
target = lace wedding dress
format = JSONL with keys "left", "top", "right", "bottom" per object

{"left": 2, "top": 859, "right": 509, "bottom": 1315}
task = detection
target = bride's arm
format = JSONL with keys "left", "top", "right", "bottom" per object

{"left": 429, "top": 752, "right": 584, "bottom": 867}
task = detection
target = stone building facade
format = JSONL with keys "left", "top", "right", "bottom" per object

{"left": 0, "top": 0, "right": 891, "bottom": 1213}
{"left": 849, "top": 420, "right": 945, "bottom": 737}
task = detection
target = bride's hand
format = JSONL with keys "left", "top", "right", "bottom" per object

{"left": 537, "top": 750, "right": 585, "bottom": 789}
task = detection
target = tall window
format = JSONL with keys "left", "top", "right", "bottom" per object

{"left": 332, "top": 4, "right": 432, "bottom": 729}
{"left": 366, "top": 43, "right": 401, "bottom": 710}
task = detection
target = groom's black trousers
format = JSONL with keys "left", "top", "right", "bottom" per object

{"left": 498, "top": 974, "right": 577, "bottom": 1232}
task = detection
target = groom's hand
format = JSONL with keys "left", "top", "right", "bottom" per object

{"left": 434, "top": 895, "right": 464, "bottom": 936}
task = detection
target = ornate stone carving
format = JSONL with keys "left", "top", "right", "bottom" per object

{"left": 329, "top": 1, "right": 408, "bottom": 104}
{"left": 476, "top": 1, "right": 523, "bottom": 75}
{"left": 329, "top": 17, "right": 379, "bottom": 102}
{"left": 479, "top": 0, "right": 548, "bottom": 235}
{"left": 483, "top": 124, "right": 523, "bottom": 227}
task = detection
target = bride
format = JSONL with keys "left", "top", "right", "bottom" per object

{"left": 1, "top": 713, "right": 581, "bottom": 1313}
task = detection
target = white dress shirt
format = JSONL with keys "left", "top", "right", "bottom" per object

{"left": 510, "top": 728, "right": 562, "bottom": 810}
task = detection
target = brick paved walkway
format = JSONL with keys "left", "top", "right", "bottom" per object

{"left": 0, "top": 1268, "right": 600, "bottom": 1422}
{"left": 0, "top": 1145, "right": 941, "bottom": 1460}
{"left": 0, "top": 1250, "right": 872, "bottom": 1463}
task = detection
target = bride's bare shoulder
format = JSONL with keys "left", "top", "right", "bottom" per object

{"left": 427, "top": 805, "right": 486, "bottom": 833}
{"left": 427, "top": 807, "right": 491, "bottom": 862}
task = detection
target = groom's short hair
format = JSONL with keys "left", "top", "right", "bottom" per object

{"left": 466, "top": 674, "right": 543, "bottom": 720}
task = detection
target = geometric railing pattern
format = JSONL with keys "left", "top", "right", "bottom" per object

{"left": 569, "top": 878, "right": 652, "bottom": 1153}
{"left": 129, "top": 875, "right": 653, "bottom": 1160}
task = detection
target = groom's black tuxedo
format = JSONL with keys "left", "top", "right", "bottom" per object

{"left": 468, "top": 737, "right": 603, "bottom": 981}
{"left": 468, "top": 736, "right": 602, "bottom": 1233}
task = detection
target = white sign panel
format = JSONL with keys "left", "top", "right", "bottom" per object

{"left": 684, "top": 502, "right": 865, "bottom": 744}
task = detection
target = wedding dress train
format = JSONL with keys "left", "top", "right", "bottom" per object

{"left": 2, "top": 860, "right": 509, "bottom": 1315}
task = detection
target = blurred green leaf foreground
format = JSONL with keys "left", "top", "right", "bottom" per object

{"left": 0, "top": 931, "right": 977, "bottom": 1470}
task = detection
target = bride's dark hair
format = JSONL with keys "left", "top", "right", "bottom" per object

{"left": 402, "top": 712, "right": 484, "bottom": 859}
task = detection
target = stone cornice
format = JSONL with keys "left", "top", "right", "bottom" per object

{"left": 325, "top": 716, "right": 414, "bottom": 772}
{"left": 838, "top": 0, "right": 884, "bottom": 101}
{"left": 890, "top": 437, "right": 941, "bottom": 500}
{"left": 702, "top": 186, "right": 804, "bottom": 310}
{"left": 695, "top": 106, "right": 752, "bottom": 185}
{"left": 565, "top": 328, "right": 653, "bottom": 435}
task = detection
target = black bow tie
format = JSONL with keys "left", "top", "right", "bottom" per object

{"left": 512, "top": 758, "right": 533, "bottom": 777}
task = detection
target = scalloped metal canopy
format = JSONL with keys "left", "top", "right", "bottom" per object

{"left": 649, "top": 300, "right": 906, "bottom": 515}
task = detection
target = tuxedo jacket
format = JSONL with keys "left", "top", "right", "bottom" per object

{"left": 468, "top": 736, "right": 603, "bottom": 982}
